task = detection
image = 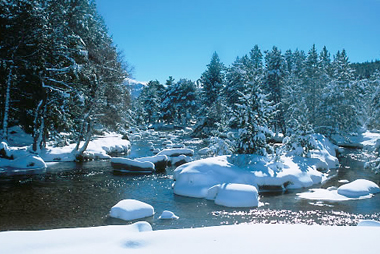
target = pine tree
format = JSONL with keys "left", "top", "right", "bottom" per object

{"left": 264, "top": 46, "right": 286, "bottom": 136}
{"left": 233, "top": 79, "right": 274, "bottom": 155}
{"left": 193, "top": 52, "right": 225, "bottom": 137}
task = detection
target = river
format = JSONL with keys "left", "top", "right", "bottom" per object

{"left": 1, "top": 136, "right": 380, "bottom": 231}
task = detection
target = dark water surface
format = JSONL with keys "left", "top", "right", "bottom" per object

{"left": 1, "top": 144, "right": 380, "bottom": 231}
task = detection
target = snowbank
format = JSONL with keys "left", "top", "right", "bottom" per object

{"left": 0, "top": 142, "right": 47, "bottom": 176}
{"left": 1, "top": 223, "right": 379, "bottom": 254}
{"left": 40, "top": 133, "right": 131, "bottom": 162}
{"left": 109, "top": 199, "right": 154, "bottom": 221}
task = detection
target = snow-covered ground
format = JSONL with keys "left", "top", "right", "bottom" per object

{"left": 1, "top": 221, "right": 379, "bottom": 254}
{"left": 173, "top": 134, "right": 340, "bottom": 207}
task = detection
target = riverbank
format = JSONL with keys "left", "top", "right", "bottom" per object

{"left": 1, "top": 221, "right": 379, "bottom": 254}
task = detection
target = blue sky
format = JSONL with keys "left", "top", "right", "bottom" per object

{"left": 96, "top": 0, "right": 380, "bottom": 83}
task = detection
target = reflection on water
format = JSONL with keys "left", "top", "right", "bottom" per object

{"left": 1, "top": 145, "right": 380, "bottom": 231}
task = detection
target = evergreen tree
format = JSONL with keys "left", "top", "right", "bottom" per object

{"left": 161, "top": 79, "right": 197, "bottom": 126}
{"left": 233, "top": 79, "right": 274, "bottom": 155}
{"left": 193, "top": 52, "right": 225, "bottom": 137}
{"left": 264, "top": 46, "right": 286, "bottom": 136}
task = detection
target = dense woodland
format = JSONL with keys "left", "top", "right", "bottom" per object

{"left": 1, "top": 0, "right": 380, "bottom": 158}
{"left": 0, "top": 0, "right": 130, "bottom": 156}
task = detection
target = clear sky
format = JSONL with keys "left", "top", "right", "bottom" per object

{"left": 95, "top": 0, "right": 380, "bottom": 83}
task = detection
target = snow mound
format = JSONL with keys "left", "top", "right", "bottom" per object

{"left": 135, "top": 155, "right": 168, "bottom": 170}
{"left": 213, "top": 183, "right": 259, "bottom": 208}
{"left": 158, "top": 210, "right": 179, "bottom": 220}
{"left": 111, "top": 157, "right": 155, "bottom": 172}
{"left": 156, "top": 148, "right": 194, "bottom": 157}
{"left": 173, "top": 153, "right": 330, "bottom": 202}
{"left": 357, "top": 220, "right": 380, "bottom": 227}
{"left": 337, "top": 179, "right": 380, "bottom": 198}
{"left": 298, "top": 179, "right": 380, "bottom": 201}
{"left": 109, "top": 199, "right": 154, "bottom": 221}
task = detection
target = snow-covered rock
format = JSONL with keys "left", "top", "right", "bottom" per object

{"left": 198, "top": 147, "right": 212, "bottom": 156}
{"left": 173, "top": 154, "right": 329, "bottom": 201}
{"left": 337, "top": 179, "right": 380, "bottom": 198}
{"left": 111, "top": 157, "right": 155, "bottom": 172}
{"left": 298, "top": 179, "right": 380, "bottom": 201}
{"left": 213, "top": 183, "right": 259, "bottom": 208}
{"left": 109, "top": 199, "right": 154, "bottom": 221}
{"left": 158, "top": 210, "right": 179, "bottom": 220}
{"left": 157, "top": 148, "right": 194, "bottom": 157}
{"left": 170, "top": 154, "right": 192, "bottom": 167}
{"left": 135, "top": 155, "right": 168, "bottom": 171}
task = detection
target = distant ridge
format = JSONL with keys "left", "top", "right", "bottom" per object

{"left": 123, "top": 78, "right": 147, "bottom": 99}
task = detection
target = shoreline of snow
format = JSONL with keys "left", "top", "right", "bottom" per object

{"left": 40, "top": 133, "right": 131, "bottom": 162}
{"left": 1, "top": 222, "right": 379, "bottom": 254}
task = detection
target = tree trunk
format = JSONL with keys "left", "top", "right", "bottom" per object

{"left": 2, "top": 66, "right": 13, "bottom": 142}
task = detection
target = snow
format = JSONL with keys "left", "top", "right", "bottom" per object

{"left": 158, "top": 210, "right": 179, "bottom": 220}
{"left": 40, "top": 133, "right": 131, "bottom": 162}
{"left": 0, "top": 141, "right": 47, "bottom": 174}
{"left": 1, "top": 222, "right": 379, "bottom": 254}
{"left": 156, "top": 148, "right": 194, "bottom": 157}
{"left": 298, "top": 179, "right": 380, "bottom": 201}
{"left": 109, "top": 199, "right": 154, "bottom": 221}
{"left": 213, "top": 183, "right": 260, "bottom": 207}
{"left": 357, "top": 220, "right": 380, "bottom": 227}
{"left": 173, "top": 154, "right": 330, "bottom": 202}
{"left": 135, "top": 155, "right": 168, "bottom": 170}
{"left": 111, "top": 157, "right": 155, "bottom": 171}
{"left": 337, "top": 179, "right": 380, "bottom": 198}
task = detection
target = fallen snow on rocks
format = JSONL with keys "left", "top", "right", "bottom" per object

{"left": 173, "top": 135, "right": 339, "bottom": 207}
{"left": 0, "top": 142, "right": 47, "bottom": 175}
{"left": 298, "top": 179, "right": 380, "bottom": 201}
{"left": 109, "top": 199, "right": 154, "bottom": 221}
{"left": 213, "top": 183, "right": 260, "bottom": 208}
{"left": 158, "top": 210, "right": 179, "bottom": 220}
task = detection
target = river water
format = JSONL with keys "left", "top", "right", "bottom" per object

{"left": 1, "top": 136, "right": 380, "bottom": 231}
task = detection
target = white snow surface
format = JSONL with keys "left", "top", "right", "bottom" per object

{"left": 337, "top": 179, "right": 380, "bottom": 198}
{"left": 213, "top": 183, "right": 259, "bottom": 207}
{"left": 1, "top": 222, "right": 379, "bottom": 254}
{"left": 173, "top": 134, "right": 339, "bottom": 206}
{"left": 173, "top": 154, "right": 330, "bottom": 200}
{"left": 109, "top": 199, "right": 154, "bottom": 221}
{"left": 298, "top": 179, "right": 380, "bottom": 201}
{"left": 158, "top": 210, "right": 179, "bottom": 220}
{"left": 40, "top": 133, "right": 131, "bottom": 162}
{"left": 111, "top": 157, "right": 155, "bottom": 170}
{"left": 0, "top": 142, "right": 47, "bottom": 170}
{"left": 156, "top": 148, "right": 194, "bottom": 157}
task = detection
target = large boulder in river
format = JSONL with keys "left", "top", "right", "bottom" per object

{"left": 111, "top": 157, "right": 155, "bottom": 173}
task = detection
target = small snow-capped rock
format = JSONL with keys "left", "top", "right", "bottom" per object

{"left": 158, "top": 210, "right": 179, "bottom": 220}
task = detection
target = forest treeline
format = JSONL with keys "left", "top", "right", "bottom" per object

{"left": 135, "top": 46, "right": 380, "bottom": 154}
{"left": 0, "top": 0, "right": 130, "bottom": 155}
{"left": 1, "top": 0, "right": 380, "bottom": 157}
